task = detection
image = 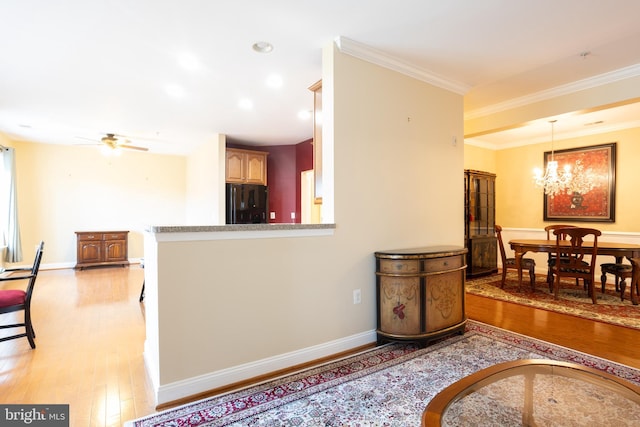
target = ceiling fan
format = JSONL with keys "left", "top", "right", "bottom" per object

{"left": 100, "top": 133, "right": 148, "bottom": 151}
{"left": 76, "top": 133, "right": 149, "bottom": 152}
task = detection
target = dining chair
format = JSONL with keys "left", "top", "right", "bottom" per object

{"left": 139, "top": 258, "right": 145, "bottom": 302}
{"left": 0, "top": 241, "right": 44, "bottom": 349}
{"left": 621, "top": 257, "right": 640, "bottom": 304}
{"left": 544, "top": 224, "right": 578, "bottom": 291}
{"left": 600, "top": 262, "right": 632, "bottom": 294}
{"left": 495, "top": 225, "right": 536, "bottom": 290}
{"left": 550, "top": 228, "right": 600, "bottom": 304}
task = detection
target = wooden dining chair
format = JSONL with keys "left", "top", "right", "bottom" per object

{"left": 544, "top": 224, "right": 578, "bottom": 291}
{"left": 550, "top": 228, "right": 601, "bottom": 304}
{"left": 621, "top": 258, "right": 640, "bottom": 304}
{"left": 0, "top": 241, "right": 44, "bottom": 349}
{"left": 495, "top": 225, "right": 536, "bottom": 290}
{"left": 600, "top": 262, "right": 632, "bottom": 294}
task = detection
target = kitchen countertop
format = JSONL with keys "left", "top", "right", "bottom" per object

{"left": 148, "top": 223, "right": 335, "bottom": 233}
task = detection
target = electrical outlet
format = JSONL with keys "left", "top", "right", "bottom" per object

{"left": 290, "top": 212, "right": 296, "bottom": 219}
{"left": 270, "top": 212, "right": 276, "bottom": 219}
{"left": 353, "top": 289, "right": 361, "bottom": 304}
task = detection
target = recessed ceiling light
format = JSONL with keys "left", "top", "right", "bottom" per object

{"left": 238, "top": 98, "right": 253, "bottom": 110}
{"left": 252, "top": 41, "right": 273, "bottom": 53}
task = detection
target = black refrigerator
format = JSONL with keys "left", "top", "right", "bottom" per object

{"left": 226, "top": 184, "right": 268, "bottom": 224}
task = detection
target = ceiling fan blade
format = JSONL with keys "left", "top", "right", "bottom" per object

{"left": 74, "top": 133, "right": 149, "bottom": 151}
{"left": 74, "top": 136, "right": 100, "bottom": 143}
{"left": 120, "top": 145, "right": 149, "bottom": 151}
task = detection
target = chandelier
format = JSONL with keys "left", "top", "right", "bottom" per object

{"left": 532, "top": 120, "right": 596, "bottom": 198}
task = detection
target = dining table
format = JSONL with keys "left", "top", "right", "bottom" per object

{"left": 508, "top": 239, "right": 640, "bottom": 305}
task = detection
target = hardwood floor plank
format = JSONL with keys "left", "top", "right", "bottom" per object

{"left": 1, "top": 267, "right": 638, "bottom": 426}
{"left": 466, "top": 289, "right": 640, "bottom": 369}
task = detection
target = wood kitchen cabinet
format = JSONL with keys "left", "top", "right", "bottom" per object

{"left": 374, "top": 246, "right": 467, "bottom": 345}
{"left": 308, "top": 79, "right": 322, "bottom": 204}
{"left": 225, "top": 148, "right": 268, "bottom": 185}
{"left": 75, "top": 231, "right": 129, "bottom": 270}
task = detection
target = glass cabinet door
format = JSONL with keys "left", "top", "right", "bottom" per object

{"left": 464, "top": 170, "right": 497, "bottom": 277}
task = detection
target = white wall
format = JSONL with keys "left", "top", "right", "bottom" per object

{"left": 185, "top": 134, "right": 226, "bottom": 225}
{"left": 146, "top": 42, "right": 465, "bottom": 403}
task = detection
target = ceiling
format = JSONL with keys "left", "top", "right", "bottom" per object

{"left": 2, "top": 1, "right": 640, "bottom": 155}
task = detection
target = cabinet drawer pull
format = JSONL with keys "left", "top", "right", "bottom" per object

{"left": 87, "top": 235, "right": 95, "bottom": 239}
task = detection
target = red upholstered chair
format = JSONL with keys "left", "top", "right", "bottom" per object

{"left": 0, "top": 241, "right": 44, "bottom": 349}
{"left": 550, "top": 228, "right": 600, "bottom": 304}
{"left": 495, "top": 225, "right": 536, "bottom": 289}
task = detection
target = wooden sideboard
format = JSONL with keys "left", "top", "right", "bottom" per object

{"left": 374, "top": 246, "right": 467, "bottom": 345}
{"left": 75, "top": 231, "right": 129, "bottom": 270}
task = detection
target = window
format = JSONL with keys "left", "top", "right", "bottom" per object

{"left": 0, "top": 149, "right": 7, "bottom": 246}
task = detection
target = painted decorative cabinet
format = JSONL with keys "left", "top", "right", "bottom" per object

{"left": 374, "top": 246, "right": 467, "bottom": 345}
{"left": 75, "top": 231, "right": 129, "bottom": 270}
{"left": 464, "top": 169, "right": 498, "bottom": 277}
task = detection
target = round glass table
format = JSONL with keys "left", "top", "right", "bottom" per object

{"left": 422, "top": 359, "right": 640, "bottom": 426}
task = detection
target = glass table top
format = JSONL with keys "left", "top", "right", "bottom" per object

{"left": 422, "top": 359, "right": 640, "bottom": 426}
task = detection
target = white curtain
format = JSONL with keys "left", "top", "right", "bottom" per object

{"left": 3, "top": 148, "right": 22, "bottom": 262}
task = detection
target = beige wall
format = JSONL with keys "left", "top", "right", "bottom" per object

{"left": 145, "top": 42, "right": 465, "bottom": 403}
{"left": 465, "top": 127, "right": 640, "bottom": 232}
{"left": 5, "top": 140, "right": 187, "bottom": 266}
{"left": 463, "top": 144, "right": 496, "bottom": 173}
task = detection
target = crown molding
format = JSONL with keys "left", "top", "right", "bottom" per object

{"left": 465, "top": 63, "right": 640, "bottom": 120}
{"left": 334, "top": 36, "right": 470, "bottom": 95}
{"left": 465, "top": 117, "right": 640, "bottom": 151}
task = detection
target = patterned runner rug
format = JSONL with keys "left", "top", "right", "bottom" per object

{"left": 126, "top": 321, "right": 640, "bottom": 426}
{"left": 466, "top": 272, "right": 640, "bottom": 330}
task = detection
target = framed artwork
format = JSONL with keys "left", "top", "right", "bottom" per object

{"left": 543, "top": 143, "right": 616, "bottom": 222}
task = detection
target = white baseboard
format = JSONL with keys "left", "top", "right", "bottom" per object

{"left": 37, "top": 258, "right": 144, "bottom": 271}
{"left": 150, "top": 329, "right": 377, "bottom": 406}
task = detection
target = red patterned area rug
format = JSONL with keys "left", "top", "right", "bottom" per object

{"left": 126, "top": 321, "right": 640, "bottom": 426}
{"left": 466, "top": 272, "right": 640, "bottom": 330}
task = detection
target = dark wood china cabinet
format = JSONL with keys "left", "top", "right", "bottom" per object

{"left": 464, "top": 170, "right": 497, "bottom": 277}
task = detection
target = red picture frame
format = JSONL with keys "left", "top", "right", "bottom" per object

{"left": 543, "top": 143, "right": 616, "bottom": 222}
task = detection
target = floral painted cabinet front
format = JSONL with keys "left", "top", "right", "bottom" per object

{"left": 375, "top": 246, "right": 467, "bottom": 345}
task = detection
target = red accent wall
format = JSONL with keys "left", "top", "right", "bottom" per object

{"left": 227, "top": 139, "right": 313, "bottom": 223}
{"left": 265, "top": 145, "right": 296, "bottom": 223}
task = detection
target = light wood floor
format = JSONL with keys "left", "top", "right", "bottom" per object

{"left": 0, "top": 266, "right": 155, "bottom": 426}
{"left": 1, "top": 267, "right": 639, "bottom": 426}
